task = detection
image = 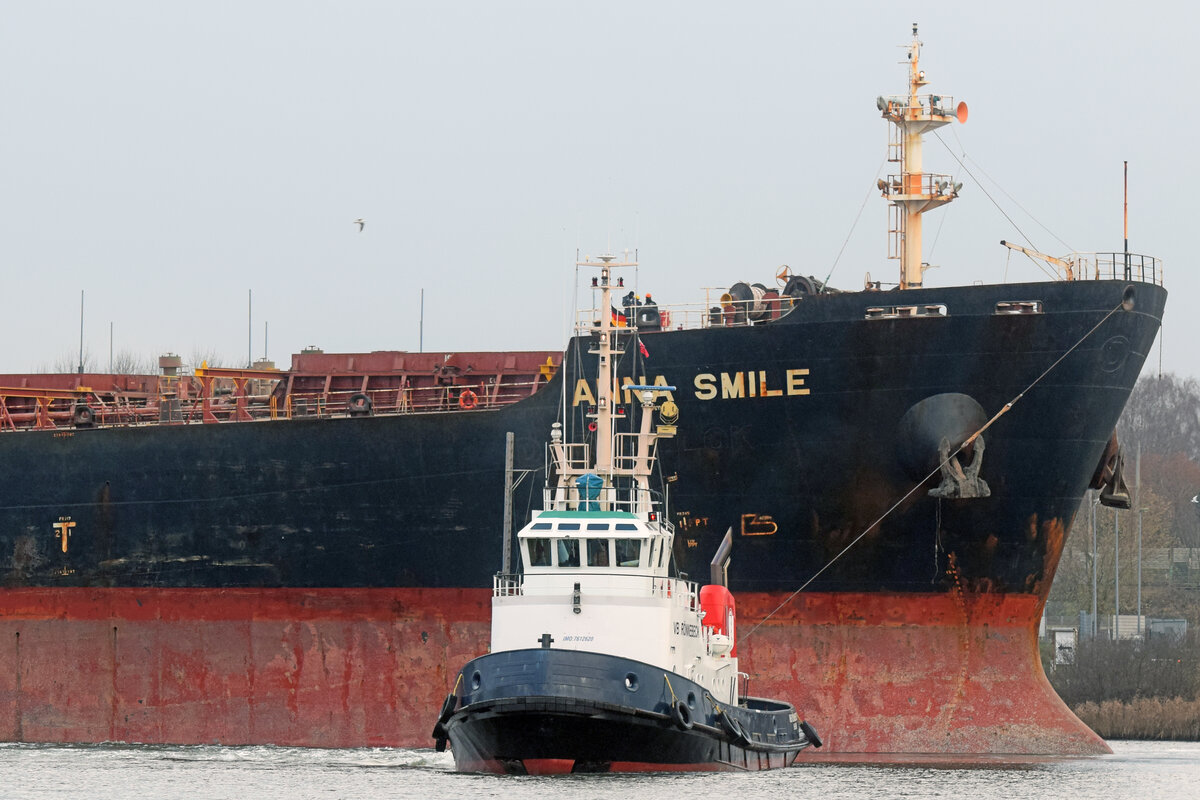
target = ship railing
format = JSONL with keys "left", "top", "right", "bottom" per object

{"left": 282, "top": 378, "right": 547, "bottom": 418}
{"left": 1072, "top": 252, "right": 1164, "bottom": 286}
{"left": 494, "top": 573, "right": 523, "bottom": 596}
{"left": 0, "top": 373, "right": 554, "bottom": 432}
{"left": 551, "top": 442, "right": 593, "bottom": 473}
{"left": 878, "top": 93, "right": 957, "bottom": 119}
{"left": 881, "top": 171, "right": 958, "bottom": 198}
{"left": 612, "top": 431, "right": 658, "bottom": 473}
{"left": 650, "top": 576, "right": 701, "bottom": 611}
{"left": 543, "top": 483, "right": 665, "bottom": 515}
{"left": 493, "top": 573, "right": 699, "bottom": 608}
{"left": 576, "top": 293, "right": 798, "bottom": 335}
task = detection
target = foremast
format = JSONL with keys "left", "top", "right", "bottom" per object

{"left": 877, "top": 24, "right": 967, "bottom": 289}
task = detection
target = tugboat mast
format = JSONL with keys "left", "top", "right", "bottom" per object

{"left": 878, "top": 23, "right": 967, "bottom": 289}
{"left": 576, "top": 252, "right": 635, "bottom": 474}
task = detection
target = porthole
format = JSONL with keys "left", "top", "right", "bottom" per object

{"left": 624, "top": 673, "right": 639, "bottom": 692}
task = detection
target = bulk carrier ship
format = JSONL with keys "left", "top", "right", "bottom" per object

{"left": 0, "top": 29, "right": 1164, "bottom": 754}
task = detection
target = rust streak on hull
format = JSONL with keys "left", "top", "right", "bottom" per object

{"left": 736, "top": 591, "right": 1109, "bottom": 755}
{"left": 0, "top": 587, "right": 1104, "bottom": 753}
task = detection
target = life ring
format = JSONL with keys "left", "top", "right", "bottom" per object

{"left": 800, "top": 720, "right": 823, "bottom": 748}
{"left": 347, "top": 392, "right": 373, "bottom": 416}
{"left": 458, "top": 390, "right": 478, "bottom": 410}
{"left": 670, "top": 700, "right": 693, "bottom": 731}
{"left": 72, "top": 404, "right": 95, "bottom": 428}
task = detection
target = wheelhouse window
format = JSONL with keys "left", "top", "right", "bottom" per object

{"left": 615, "top": 539, "right": 641, "bottom": 567}
{"left": 556, "top": 539, "right": 580, "bottom": 567}
{"left": 558, "top": 523, "right": 581, "bottom": 531}
{"left": 531, "top": 523, "right": 552, "bottom": 531}
{"left": 527, "top": 538, "right": 551, "bottom": 567}
{"left": 586, "top": 523, "right": 610, "bottom": 531}
{"left": 587, "top": 538, "right": 611, "bottom": 567}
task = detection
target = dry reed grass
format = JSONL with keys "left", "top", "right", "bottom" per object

{"left": 1073, "top": 697, "right": 1200, "bottom": 740}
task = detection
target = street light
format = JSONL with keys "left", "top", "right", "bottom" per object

{"left": 1091, "top": 490, "right": 1099, "bottom": 639}
{"left": 1138, "top": 506, "right": 1146, "bottom": 636}
{"left": 1114, "top": 507, "right": 1120, "bottom": 641}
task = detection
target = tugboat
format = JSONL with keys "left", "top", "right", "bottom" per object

{"left": 432, "top": 254, "right": 822, "bottom": 774}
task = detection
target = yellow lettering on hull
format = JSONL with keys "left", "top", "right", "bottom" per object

{"left": 741, "top": 513, "right": 778, "bottom": 536}
{"left": 572, "top": 379, "right": 596, "bottom": 407}
{"left": 579, "top": 370, "right": 810, "bottom": 404}
{"left": 574, "top": 376, "right": 676, "bottom": 407}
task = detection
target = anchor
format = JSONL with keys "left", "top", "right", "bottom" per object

{"left": 929, "top": 435, "right": 991, "bottom": 499}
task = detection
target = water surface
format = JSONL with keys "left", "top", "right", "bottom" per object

{"left": 0, "top": 740, "right": 1193, "bottom": 800}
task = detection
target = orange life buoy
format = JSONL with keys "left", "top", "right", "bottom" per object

{"left": 458, "top": 389, "right": 478, "bottom": 410}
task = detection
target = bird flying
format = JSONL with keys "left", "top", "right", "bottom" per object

{"left": 354, "top": 218, "right": 365, "bottom": 232}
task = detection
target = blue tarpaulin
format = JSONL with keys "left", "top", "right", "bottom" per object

{"left": 576, "top": 473, "right": 603, "bottom": 510}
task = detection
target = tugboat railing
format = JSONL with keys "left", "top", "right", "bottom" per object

{"left": 493, "top": 573, "right": 700, "bottom": 609}
{"left": 541, "top": 484, "right": 666, "bottom": 515}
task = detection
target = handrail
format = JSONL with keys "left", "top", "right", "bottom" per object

{"left": 1071, "top": 252, "right": 1164, "bottom": 286}
{"left": 0, "top": 374, "right": 552, "bottom": 433}
{"left": 492, "top": 573, "right": 699, "bottom": 609}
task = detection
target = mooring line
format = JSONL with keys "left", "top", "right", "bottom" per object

{"left": 736, "top": 299, "right": 1127, "bottom": 646}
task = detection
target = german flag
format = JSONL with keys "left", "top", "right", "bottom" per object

{"left": 611, "top": 307, "right": 627, "bottom": 327}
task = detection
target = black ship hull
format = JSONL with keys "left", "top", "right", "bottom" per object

{"left": 0, "top": 277, "right": 1166, "bottom": 752}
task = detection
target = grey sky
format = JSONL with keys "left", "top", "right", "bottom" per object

{"left": 1, "top": 1, "right": 1192, "bottom": 378}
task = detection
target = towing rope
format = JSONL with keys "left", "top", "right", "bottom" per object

{"left": 663, "top": 673, "right": 680, "bottom": 704}
{"left": 736, "top": 299, "right": 1128, "bottom": 646}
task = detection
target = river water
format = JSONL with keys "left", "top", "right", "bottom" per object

{"left": 0, "top": 740, "right": 1194, "bottom": 800}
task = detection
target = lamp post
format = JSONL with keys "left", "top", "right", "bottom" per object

{"left": 1114, "top": 507, "right": 1120, "bottom": 640}
{"left": 1091, "top": 491, "right": 1099, "bottom": 638}
{"left": 1136, "top": 442, "right": 1142, "bottom": 637}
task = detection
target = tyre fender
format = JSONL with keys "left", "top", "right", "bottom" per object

{"left": 670, "top": 700, "right": 693, "bottom": 730}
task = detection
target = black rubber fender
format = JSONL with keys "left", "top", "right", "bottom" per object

{"left": 670, "top": 700, "right": 693, "bottom": 730}
{"left": 800, "top": 720, "right": 823, "bottom": 748}
{"left": 438, "top": 693, "right": 457, "bottom": 724}
{"left": 717, "top": 710, "right": 749, "bottom": 745}
{"left": 431, "top": 693, "right": 457, "bottom": 738}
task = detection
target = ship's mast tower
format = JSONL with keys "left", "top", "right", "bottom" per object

{"left": 878, "top": 24, "right": 967, "bottom": 289}
{"left": 575, "top": 253, "right": 635, "bottom": 474}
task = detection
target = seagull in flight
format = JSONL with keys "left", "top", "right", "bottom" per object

{"left": 1192, "top": 494, "right": 1199, "bottom": 504}
{"left": 354, "top": 218, "right": 365, "bottom": 232}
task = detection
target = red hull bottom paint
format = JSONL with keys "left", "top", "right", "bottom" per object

{"left": 735, "top": 592, "right": 1109, "bottom": 756}
{"left": 0, "top": 588, "right": 1106, "bottom": 754}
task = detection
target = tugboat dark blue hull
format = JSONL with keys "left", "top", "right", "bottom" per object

{"left": 439, "top": 649, "right": 815, "bottom": 773}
